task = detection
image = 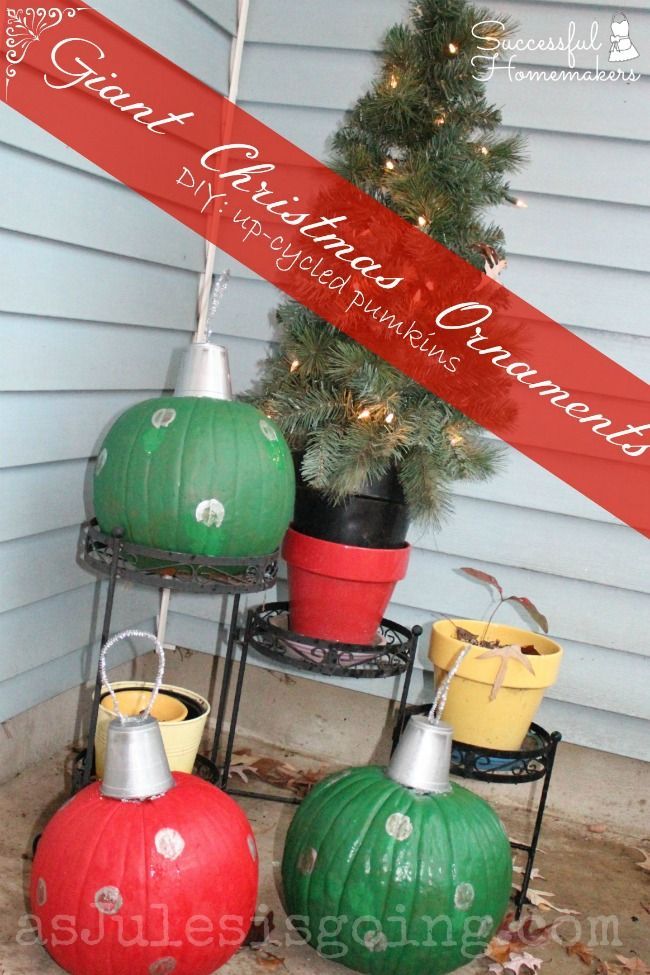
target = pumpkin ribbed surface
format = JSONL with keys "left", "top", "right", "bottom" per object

{"left": 93, "top": 397, "right": 295, "bottom": 557}
{"left": 282, "top": 765, "right": 512, "bottom": 975}
{"left": 31, "top": 773, "right": 258, "bottom": 975}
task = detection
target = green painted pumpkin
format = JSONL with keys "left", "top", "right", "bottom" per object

{"left": 94, "top": 396, "right": 295, "bottom": 558}
{"left": 282, "top": 765, "right": 512, "bottom": 975}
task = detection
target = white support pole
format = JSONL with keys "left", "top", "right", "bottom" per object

{"left": 156, "top": 586, "right": 172, "bottom": 649}
{"left": 195, "top": 0, "right": 251, "bottom": 343}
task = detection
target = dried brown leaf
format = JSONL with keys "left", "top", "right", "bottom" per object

{"left": 512, "top": 884, "right": 578, "bottom": 915}
{"left": 587, "top": 823, "right": 607, "bottom": 834}
{"left": 566, "top": 942, "right": 594, "bottom": 965}
{"left": 254, "top": 950, "right": 286, "bottom": 970}
{"left": 228, "top": 752, "right": 331, "bottom": 798}
{"left": 459, "top": 566, "right": 504, "bottom": 596}
{"left": 631, "top": 848, "right": 650, "bottom": 873}
{"left": 487, "top": 937, "right": 513, "bottom": 963}
{"left": 507, "top": 596, "right": 549, "bottom": 633}
{"left": 615, "top": 956, "right": 650, "bottom": 974}
{"left": 493, "top": 951, "right": 543, "bottom": 974}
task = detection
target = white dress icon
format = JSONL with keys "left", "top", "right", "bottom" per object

{"left": 609, "top": 14, "right": 639, "bottom": 62}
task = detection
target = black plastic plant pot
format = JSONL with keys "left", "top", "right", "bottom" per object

{"left": 292, "top": 454, "right": 409, "bottom": 549}
{"left": 293, "top": 486, "right": 408, "bottom": 548}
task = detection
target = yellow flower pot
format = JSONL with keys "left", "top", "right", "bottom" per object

{"left": 95, "top": 681, "right": 210, "bottom": 777}
{"left": 430, "top": 619, "right": 563, "bottom": 750}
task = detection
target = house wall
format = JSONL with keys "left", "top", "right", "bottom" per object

{"left": 1, "top": 0, "right": 648, "bottom": 759}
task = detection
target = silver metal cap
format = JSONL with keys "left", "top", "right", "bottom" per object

{"left": 101, "top": 716, "right": 175, "bottom": 800}
{"left": 174, "top": 342, "right": 233, "bottom": 400}
{"left": 387, "top": 715, "right": 453, "bottom": 794}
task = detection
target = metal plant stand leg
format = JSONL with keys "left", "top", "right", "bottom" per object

{"left": 392, "top": 625, "right": 421, "bottom": 755}
{"left": 512, "top": 731, "right": 561, "bottom": 919}
{"left": 219, "top": 608, "right": 253, "bottom": 788}
{"left": 80, "top": 529, "right": 123, "bottom": 790}
{"left": 209, "top": 593, "right": 242, "bottom": 765}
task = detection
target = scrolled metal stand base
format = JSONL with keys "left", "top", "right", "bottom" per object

{"left": 212, "top": 602, "right": 422, "bottom": 804}
{"left": 394, "top": 705, "right": 561, "bottom": 920}
{"left": 75, "top": 520, "right": 279, "bottom": 794}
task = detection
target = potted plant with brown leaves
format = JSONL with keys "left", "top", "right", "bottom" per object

{"left": 430, "top": 568, "right": 563, "bottom": 749}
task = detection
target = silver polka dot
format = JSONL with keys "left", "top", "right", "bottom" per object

{"left": 95, "top": 448, "right": 107, "bottom": 475}
{"left": 36, "top": 878, "right": 47, "bottom": 907}
{"left": 478, "top": 915, "right": 493, "bottom": 938}
{"left": 364, "top": 930, "right": 388, "bottom": 953}
{"left": 298, "top": 848, "right": 317, "bottom": 875}
{"left": 155, "top": 829, "right": 185, "bottom": 861}
{"left": 195, "top": 498, "right": 225, "bottom": 528}
{"left": 454, "top": 882, "right": 475, "bottom": 910}
{"left": 152, "top": 408, "right": 177, "bottom": 429}
{"left": 259, "top": 419, "right": 279, "bottom": 442}
{"left": 385, "top": 813, "right": 413, "bottom": 841}
{"left": 149, "top": 959, "right": 177, "bottom": 975}
{"left": 94, "top": 886, "right": 123, "bottom": 915}
{"left": 247, "top": 835, "right": 258, "bottom": 861}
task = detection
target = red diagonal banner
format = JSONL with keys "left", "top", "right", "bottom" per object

{"left": 2, "top": 2, "right": 649, "bottom": 537}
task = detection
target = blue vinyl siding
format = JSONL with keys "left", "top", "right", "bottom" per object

{"left": 0, "top": 0, "right": 647, "bottom": 758}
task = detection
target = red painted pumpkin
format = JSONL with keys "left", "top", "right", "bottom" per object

{"left": 31, "top": 773, "right": 258, "bottom": 975}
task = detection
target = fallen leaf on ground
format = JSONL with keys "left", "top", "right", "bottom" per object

{"left": 513, "top": 864, "right": 545, "bottom": 881}
{"left": 487, "top": 938, "right": 513, "bottom": 963}
{"left": 492, "top": 951, "right": 544, "bottom": 974}
{"left": 488, "top": 916, "right": 555, "bottom": 959}
{"left": 566, "top": 942, "right": 594, "bottom": 965}
{"left": 587, "top": 823, "right": 607, "bottom": 834}
{"left": 631, "top": 848, "right": 650, "bottom": 873}
{"left": 615, "top": 956, "right": 650, "bottom": 974}
{"left": 229, "top": 750, "right": 331, "bottom": 798}
{"left": 512, "top": 884, "right": 578, "bottom": 915}
{"left": 595, "top": 963, "right": 618, "bottom": 975}
{"left": 254, "top": 950, "right": 286, "bottom": 970}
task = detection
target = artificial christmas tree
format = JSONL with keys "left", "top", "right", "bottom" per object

{"left": 253, "top": 0, "right": 527, "bottom": 529}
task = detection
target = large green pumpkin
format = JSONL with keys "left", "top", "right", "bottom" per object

{"left": 94, "top": 396, "right": 295, "bottom": 558}
{"left": 282, "top": 765, "right": 512, "bottom": 975}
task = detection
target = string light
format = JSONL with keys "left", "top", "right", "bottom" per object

{"left": 417, "top": 215, "right": 428, "bottom": 228}
{"left": 385, "top": 412, "right": 395, "bottom": 424}
{"left": 434, "top": 113, "right": 446, "bottom": 126}
{"left": 448, "top": 430, "right": 465, "bottom": 447}
{"left": 447, "top": 42, "right": 459, "bottom": 55}
{"left": 385, "top": 159, "right": 395, "bottom": 171}
{"left": 290, "top": 359, "right": 300, "bottom": 372}
{"left": 479, "top": 145, "right": 489, "bottom": 156}
{"left": 506, "top": 194, "right": 528, "bottom": 208}
{"left": 389, "top": 72, "right": 399, "bottom": 89}
{"left": 358, "top": 408, "right": 371, "bottom": 420}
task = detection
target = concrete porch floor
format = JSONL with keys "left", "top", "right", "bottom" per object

{"left": 0, "top": 741, "right": 648, "bottom": 975}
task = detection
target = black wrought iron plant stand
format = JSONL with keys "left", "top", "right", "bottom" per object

{"left": 78, "top": 520, "right": 557, "bottom": 919}
{"left": 394, "top": 704, "right": 561, "bottom": 919}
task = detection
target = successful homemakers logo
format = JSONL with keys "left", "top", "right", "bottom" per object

{"left": 471, "top": 12, "right": 641, "bottom": 83}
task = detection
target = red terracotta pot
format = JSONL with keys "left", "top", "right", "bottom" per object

{"left": 282, "top": 527, "right": 411, "bottom": 644}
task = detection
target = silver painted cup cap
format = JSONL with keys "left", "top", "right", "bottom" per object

{"left": 387, "top": 715, "right": 453, "bottom": 794}
{"left": 101, "top": 716, "right": 175, "bottom": 800}
{"left": 174, "top": 343, "right": 233, "bottom": 400}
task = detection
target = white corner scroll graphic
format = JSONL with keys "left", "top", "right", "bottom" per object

{"left": 5, "top": 7, "right": 86, "bottom": 99}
